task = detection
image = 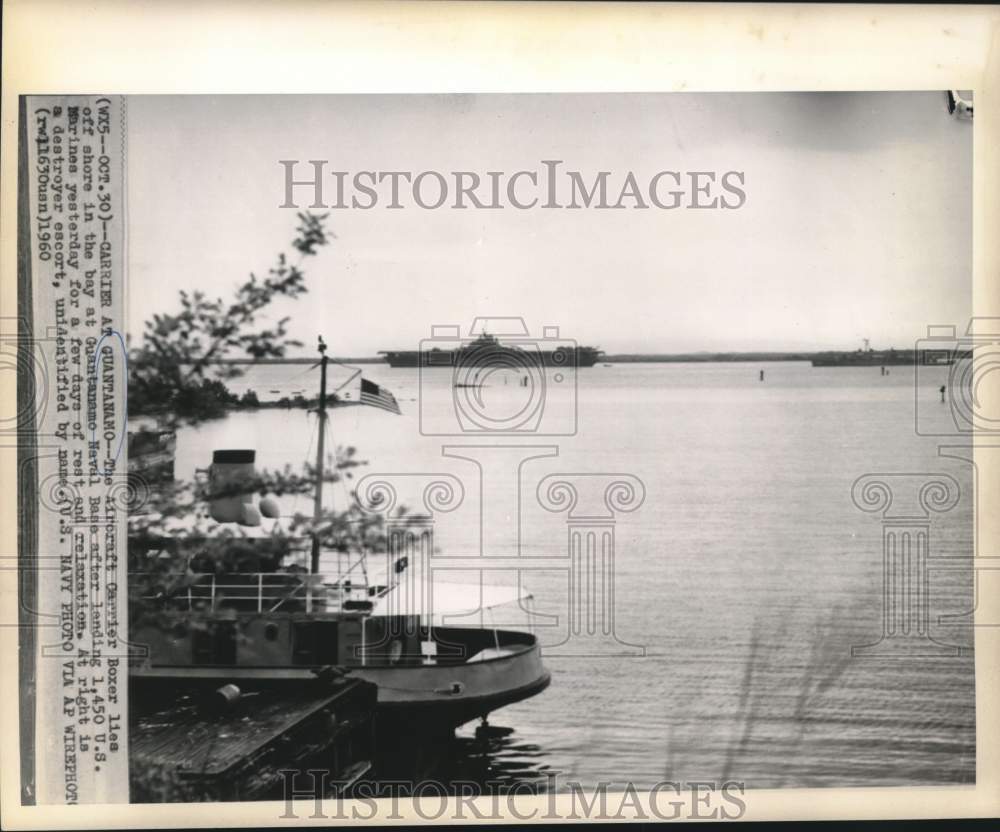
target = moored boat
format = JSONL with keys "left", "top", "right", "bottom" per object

{"left": 128, "top": 336, "right": 551, "bottom": 734}
{"left": 128, "top": 567, "right": 550, "bottom": 731}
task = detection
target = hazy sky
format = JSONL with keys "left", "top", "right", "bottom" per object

{"left": 126, "top": 92, "right": 971, "bottom": 355}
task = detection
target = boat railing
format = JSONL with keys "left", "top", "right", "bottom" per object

{"left": 129, "top": 571, "right": 377, "bottom": 614}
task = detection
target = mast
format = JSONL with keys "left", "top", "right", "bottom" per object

{"left": 310, "top": 336, "right": 328, "bottom": 575}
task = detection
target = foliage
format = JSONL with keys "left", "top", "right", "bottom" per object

{"left": 128, "top": 212, "right": 330, "bottom": 425}
{"left": 128, "top": 213, "right": 422, "bottom": 600}
{"left": 239, "top": 388, "right": 261, "bottom": 407}
{"left": 126, "top": 214, "right": 421, "bottom": 796}
{"left": 168, "top": 377, "right": 239, "bottom": 421}
{"left": 128, "top": 444, "right": 421, "bottom": 597}
{"left": 125, "top": 213, "right": 398, "bottom": 587}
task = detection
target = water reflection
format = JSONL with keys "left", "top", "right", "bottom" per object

{"left": 372, "top": 729, "right": 556, "bottom": 795}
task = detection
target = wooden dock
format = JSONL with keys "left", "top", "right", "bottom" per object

{"left": 130, "top": 678, "right": 376, "bottom": 802}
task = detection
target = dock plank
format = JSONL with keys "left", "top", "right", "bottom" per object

{"left": 132, "top": 680, "right": 366, "bottom": 777}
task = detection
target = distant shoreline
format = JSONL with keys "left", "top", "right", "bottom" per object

{"left": 215, "top": 350, "right": 907, "bottom": 366}
{"left": 601, "top": 352, "right": 816, "bottom": 363}
{"left": 146, "top": 347, "right": 934, "bottom": 422}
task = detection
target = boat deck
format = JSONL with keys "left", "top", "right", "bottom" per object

{"left": 130, "top": 678, "right": 376, "bottom": 801}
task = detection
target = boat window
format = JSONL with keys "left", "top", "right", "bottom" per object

{"left": 192, "top": 621, "right": 237, "bottom": 665}
{"left": 292, "top": 622, "right": 339, "bottom": 666}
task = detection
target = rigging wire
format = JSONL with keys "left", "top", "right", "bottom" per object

{"left": 291, "top": 408, "right": 317, "bottom": 518}
{"left": 286, "top": 362, "right": 318, "bottom": 384}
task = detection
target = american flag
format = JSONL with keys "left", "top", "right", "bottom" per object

{"left": 335, "top": 376, "right": 400, "bottom": 415}
{"left": 360, "top": 377, "right": 401, "bottom": 414}
{"left": 332, "top": 370, "right": 401, "bottom": 414}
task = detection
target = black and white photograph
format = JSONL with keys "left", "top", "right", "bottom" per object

{"left": 5, "top": 3, "right": 1000, "bottom": 828}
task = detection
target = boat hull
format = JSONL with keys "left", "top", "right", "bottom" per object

{"left": 129, "top": 633, "right": 550, "bottom": 731}
{"left": 356, "top": 640, "right": 551, "bottom": 726}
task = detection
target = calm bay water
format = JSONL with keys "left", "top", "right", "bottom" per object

{"left": 177, "top": 360, "right": 975, "bottom": 789}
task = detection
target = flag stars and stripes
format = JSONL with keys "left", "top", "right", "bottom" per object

{"left": 356, "top": 377, "right": 401, "bottom": 414}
